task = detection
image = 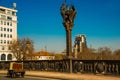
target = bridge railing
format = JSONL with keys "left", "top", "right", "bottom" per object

{"left": 0, "top": 59, "right": 120, "bottom": 75}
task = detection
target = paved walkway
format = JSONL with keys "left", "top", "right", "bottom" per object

{"left": 0, "top": 70, "right": 120, "bottom": 80}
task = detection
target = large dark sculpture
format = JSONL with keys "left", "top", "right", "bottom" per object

{"left": 60, "top": 1, "right": 76, "bottom": 58}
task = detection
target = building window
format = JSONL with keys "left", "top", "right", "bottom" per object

{"left": 10, "top": 22, "right": 12, "bottom": 26}
{"left": 4, "top": 28, "right": 6, "bottom": 31}
{"left": 7, "top": 16, "right": 12, "bottom": 20}
{"left": 7, "top": 28, "right": 9, "bottom": 32}
{"left": 10, "top": 29, "right": 12, "bottom": 32}
{"left": 0, "top": 27, "right": 3, "bottom": 31}
{"left": 4, "top": 21, "right": 6, "bottom": 25}
{"left": 0, "top": 40, "right": 3, "bottom": 44}
{"left": 7, "top": 34, "right": 9, "bottom": 38}
{"left": 7, "top": 10, "right": 11, "bottom": 15}
{"left": 10, "top": 34, "right": 12, "bottom": 38}
{"left": 4, "top": 34, "right": 6, "bottom": 38}
{"left": 7, "top": 40, "right": 9, "bottom": 44}
{"left": 1, "top": 15, "right": 6, "bottom": 19}
{"left": 1, "top": 21, "right": 3, "bottom": 25}
{"left": 1, "top": 34, "right": 3, "bottom": 37}
{"left": 1, "top": 54, "right": 6, "bottom": 60}
{"left": 4, "top": 40, "right": 6, "bottom": 44}
{"left": 2, "top": 46, "right": 5, "bottom": 50}
{"left": 12, "top": 11, "right": 16, "bottom": 16}
{"left": 7, "top": 22, "right": 9, "bottom": 26}
{"left": 0, "top": 8, "right": 5, "bottom": 13}
{"left": 7, "top": 54, "right": 12, "bottom": 60}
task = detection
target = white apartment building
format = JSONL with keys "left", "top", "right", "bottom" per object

{"left": 0, "top": 3, "right": 17, "bottom": 61}
{"left": 73, "top": 34, "right": 87, "bottom": 58}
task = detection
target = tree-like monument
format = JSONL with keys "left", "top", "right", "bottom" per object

{"left": 60, "top": 0, "right": 76, "bottom": 58}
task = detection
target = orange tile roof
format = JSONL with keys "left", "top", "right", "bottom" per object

{"left": 32, "top": 51, "right": 53, "bottom": 56}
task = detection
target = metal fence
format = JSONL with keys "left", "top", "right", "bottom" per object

{"left": 0, "top": 59, "right": 120, "bottom": 75}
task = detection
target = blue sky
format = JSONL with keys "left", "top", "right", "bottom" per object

{"left": 0, "top": 0, "right": 120, "bottom": 52}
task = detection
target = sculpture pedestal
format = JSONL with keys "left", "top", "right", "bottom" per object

{"left": 64, "top": 56, "right": 74, "bottom": 73}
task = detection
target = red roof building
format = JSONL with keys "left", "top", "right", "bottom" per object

{"left": 32, "top": 51, "right": 55, "bottom": 60}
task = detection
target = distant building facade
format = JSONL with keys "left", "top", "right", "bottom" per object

{"left": 32, "top": 51, "right": 55, "bottom": 60}
{"left": 0, "top": 3, "right": 17, "bottom": 61}
{"left": 73, "top": 34, "right": 87, "bottom": 58}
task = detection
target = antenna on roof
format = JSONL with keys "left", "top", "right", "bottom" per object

{"left": 13, "top": 3, "right": 16, "bottom": 9}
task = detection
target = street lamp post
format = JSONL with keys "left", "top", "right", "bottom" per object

{"left": 60, "top": 1, "right": 76, "bottom": 73}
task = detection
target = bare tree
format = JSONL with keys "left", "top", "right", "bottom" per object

{"left": 114, "top": 49, "right": 120, "bottom": 55}
{"left": 10, "top": 39, "right": 22, "bottom": 61}
{"left": 113, "top": 49, "right": 120, "bottom": 59}
{"left": 9, "top": 38, "right": 34, "bottom": 61}
{"left": 97, "top": 47, "right": 112, "bottom": 60}
{"left": 21, "top": 38, "right": 34, "bottom": 60}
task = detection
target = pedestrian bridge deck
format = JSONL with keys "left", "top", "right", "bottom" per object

{"left": 0, "top": 70, "right": 120, "bottom": 80}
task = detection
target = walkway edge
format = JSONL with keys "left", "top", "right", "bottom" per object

{"left": 0, "top": 70, "right": 120, "bottom": 80}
